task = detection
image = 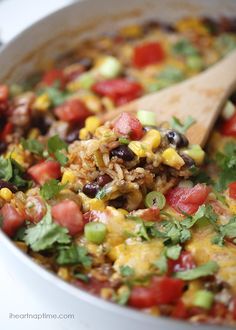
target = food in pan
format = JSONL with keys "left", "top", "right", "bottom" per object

{"left": 1, "top": 17, "right": 236, "bottom": 326}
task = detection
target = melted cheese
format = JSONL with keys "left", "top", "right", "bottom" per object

{"left": 187, "top": 225, "right": 236, "bottom": 293}
{"left": 110, "top": 239, "right": 163, "bottom": 277}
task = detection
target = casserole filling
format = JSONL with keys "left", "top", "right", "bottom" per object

{"left": 1, "top": 16, "right": 236, "bottom": 325}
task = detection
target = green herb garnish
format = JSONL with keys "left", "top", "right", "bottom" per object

{"left": 40, "top": 179, "right": 66, "bottom": 200}
{"left": 175, "top": 261, "right": 219, "bottom": 280}
{"left": 56, "top": 244, "right": 92, "bottom": 267}
{"left": 170, "top": 116, "right": 196, "bottom": 134}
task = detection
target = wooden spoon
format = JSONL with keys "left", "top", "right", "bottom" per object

{"left": 100, "top": 50, "right": 236, "bottom": 146}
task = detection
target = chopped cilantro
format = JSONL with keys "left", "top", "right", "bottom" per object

{"left": 120, "top": 265, "right": 135, "bottom": 277}
{"left": 24, "top": 205, "right": 71, "bottom": 251}
{"left": 212, "top": 216, "right": 236, "bottom": 246}
{"left": 0, "top": 157, "right": 12, "bottom": 181}
{"left": 73, "top": 272, "right": 89, "bottom": 283}
{"left": 175, "top": 261, "right": 219, "bottom": 280}
{"left": 154, "top": 254, "right": 168, "bottom": 275}
{"left": 56, "top": 244, "right": 92, "bottom": 267}
{"left": 21, "top": 138, "right": 44, "bottom": 156}
{"left": 41, "top": 85, "right": 68, "bottom": 106}
{"left": 119, "top": 137, "right": 130, "bottom": 145}
{"left": 40, "top": 179, "right": 66, "bottom": 200}
{"left": 47, "top": 135, "right": 68, "bottom": 165}
{"left": 172, "top": 39, "right": 199, "bottom": 57}
{"left": 96, "top": 187, "right": 107, "bottom": 200}
{"left": 0, "top": 157, "right": 30, "bottom": 189}
{"left": 215, "top": 142, "right": 236, "bottom": 191}
{"left": 170, "top": 116, "right": 196, "bottom": 134}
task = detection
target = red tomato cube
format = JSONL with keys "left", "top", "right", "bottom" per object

{"left": 133, "top": 42, "right": 166, "bottom": 68}
{"left": 113, "top": 112, "right": 144, "bottom": 140}
{"left": 27, "top": 161, "right": 61, "bottom": 185}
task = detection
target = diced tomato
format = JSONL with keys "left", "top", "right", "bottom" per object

{"left": 54, "top": 99, "right": 91, "bottom": 123}
{"left": 92, "top": 79, "right": 143, "bottom": 106}
{"left": 221, "top": 113, "right": 236, "bottom": 137}
{"left": 52, "top": 199, "right": 84, "bottom": 236}
{"left": 166, "top": 184, "right": 210, "bottom": 215}
{"left": 0, "top": 122, "right": 13, "bottom": 141}
{"left": 133, "top": 42, "right": 166, "bottom": 68}
{"left": 168, "top": 251, "right": 196, "bottom": 275}
{"left": 129, "top": 276, "right": 184, "bottom": 309}
{"left": 230, "top": 298, "right": 236, "bottom": 320}
{"left": 113, "top": 112, "right": 144, "bottom": 140}
{"left": 171, "top": 300, "right": 188, "bottom": 319}
{"left": 1, "top": 203, "right": 25, "bottom": 237}
{"left": 130, "top": 207, "right": 160, "bottom": 222}
{"left": 27, "top": 161, "right": 61, "bottom": 185}
{"left": 41, "top": 69, "right": 66, "bottom": 88}
{"left": 0, "top": 85, "right": 9, "bottom": 102}
{"left": 25, "top": 196, "right": 46, "bottom": 223}
{"left": 210, "top": 302, "right": 227, "bottom": 318}
{"left": 229, "top": 182, "right": 236, "bottom": 199}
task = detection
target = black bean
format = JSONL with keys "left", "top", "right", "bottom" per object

{"left": 97, "top": 174, "right": 112, "bottom": 187}
{"left": 82, "top": 182, "right": 100, "bottom": 198}
{"left": 0, "top": 141, "right": 7, "bottom": 154}
{"left": 0, "top": 179, "right": 17, "bottom": 192}
{"left": 108, "top": 196, "right": 126, "bottom": 209}
{"left": 166, "top": 130, "right": 189, "bottom": 148}
{"left": 180, "top": 153, "right": 195, "bottom": 167}
{"left": 79, "top": 58, "right": 93, "bottom": 70}
{"left": 110, "top": 145, "right": 135, "bottom": 161}
{"left": 65, "top": 129, "right": 79, "bottom": 143}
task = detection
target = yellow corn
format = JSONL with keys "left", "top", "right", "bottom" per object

{"left": 176, "top": 18, "right": 209, "bottom": 36}
{"left": 162, "top": 148, "right": 185, "bottom": 170}
{"left": 6, "top": 145, "right": 25, "bottom": 167}
{"left": 230, "top": 204, "right": 236, "bottom": 215}
{"left": 58, "top": 267, "right": 70, "bottom": 281}
{"left": 79, "top": 128, "right": 89, "bottom": 140}
{"left": 61, "top": 171, "right": 76, "bottom": 185}
{"left": 128, "top": 141, "right": 147, "bottom": 158}
{"left": 81, "top": 94, "right": 102, "bottom": 113}
{"left": 120, "top": 25, "right": 143, "bottom": 38}
{"left": 100, "top": 287, "right": 114, "bottom": 300}
{"left": 142, "top": 129, "right": 161, "bottom": 149}
{"left": 89, "top": 198, "right": 105, "bottom": 211}
{"left": 33, "top": 93, "right": 50, "bottom": 111}
{"left": 85, "top": 116, "right": 101, "bottom": 134}
{"left": 27, "top": 128, "right": 40, "bottom": 139}
{"left": 0, "top": 188, "right": 13, "bottom": 201}
{"left": 118, "top": 208, "right": 129, "bottom": 216}
{"left": 101, "top": 97, "right": 115, "bottom": 111}
{"left": 67, "top": 80, "right": 81, "bottom": 92}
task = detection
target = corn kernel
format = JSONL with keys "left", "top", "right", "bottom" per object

{"left": 118, "top": 208, "right": 128, "bottom": 216}
{"left": 81, "top": 94, "right": 102, "bottom": 113}
{"left": 33, "top": 93, "right": 50, "bottom": 111}
{"left": 61, "top": 171, "right": 76, "bottom": 185}
{"left": 79, "top": 128, "right": 89, "bottom": 140}
{"left": 95, "top": 56, "right": 122, "bottom": 79}
{"left": 67, "top": 80, "right": 81, "bottom": 92}
{"left": 230, "top": 204, "right": 236, "bottom": 214}
{"left": 142, "top": 129, "right": 161, "bottom": 149}
{"left": 102, "top": 97, "right": 115, "bottom": 111}
{"left": 27, "top": 128, "right": 40, "bottom": 139}
{"left": 58, "top": 267, "right": 70, "bottom": 281}
{"left": 128, "top": 141, "right": 147, "bottom": 157}
{"left": 162, "top": 148, "right": 185, "bottom": 170}
{"left": 89, "top": 198, "right": 105, "bottom": 211}
{"left": 100, "top": 287, "right": 114, "bottom": 300}
{"left": 120, "top": 25, "right": 143, "bottom": 38}
{"left": 85, "top": 116, "right": 101, "bottom": 133}
{"left": 0, "top": 188, "right": 13, "bottom": 201}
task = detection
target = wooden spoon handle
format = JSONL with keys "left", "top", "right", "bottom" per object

{"left": 100, "top": 51, "right": 236, "bottom": 146}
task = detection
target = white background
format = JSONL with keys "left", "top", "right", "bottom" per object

{"left": 0, "top": 2, "right": 77, "bottom": 330}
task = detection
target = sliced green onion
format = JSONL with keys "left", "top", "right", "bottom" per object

{"left": 137, "top": 110, "right": 157, "bottom": 127}
{"left": 194, "top": 290, "right": 214, "bottom": 310}
{"left": 96, "top": 56, "right": 122, "bottom": 79}
{"left": 186, "top": 56, "right": 204, "bottom": 71}
{"left": 119, "top": 137, "right": 130, "bottom": 145}
{"left": 78, "top": 73, "right": 95, "bottom": 89}
{"left": 84, "top": 222, "right": 107, "bottom": 244}
{"left": 145, "top": 191, "right": 166, "bottom": 209}
{"left": 222, "top": 101, "right": 235, "bottom": 120}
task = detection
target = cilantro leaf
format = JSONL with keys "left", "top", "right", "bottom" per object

{"left": 0, "top": 157, "right": 12, "bottom": 180}
{"left": 170, "top": 116, "right": 196, "bottom": 134}
{"left": 40, "top": 179, "right": 66, "bottom": 200}
{"left": 175, "top": 261, "right": 219, "bottom": 280}
{"left": 213, "top": 216, "right": 236, "bottom": 246}
{"left": 24, "top": 205, "right": 71, "bottom": 251}
{"left": 120, "top": 265, "right": 135, "bottom": 277}
{"left": 0, "top": 157, "right": 30, "bottom": 189}
{"left": 172, "top": 39, "right": 199, "bottom": 56}
{"left": 47, "top": 135, "right": 68, "bottom": 154}
{"left": 215, "top": 142, "right": 236, "bottom": 191}
{"left": 154, "top": 254, "right": 168, "bottom": 275}
{"left": 56, "top": 244, "right": 92, "bottom": 267}
{"left": 96, "top": 187, "right": 107, "bottom": 200}
{"left": 41, "top": 86, "right": 68, "bottom": 106}
{"left": 21, "top": 138, "right": 44, "bottom": 156}
{"left": 54, "top": 150, "right": 68, "bottom": 166}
